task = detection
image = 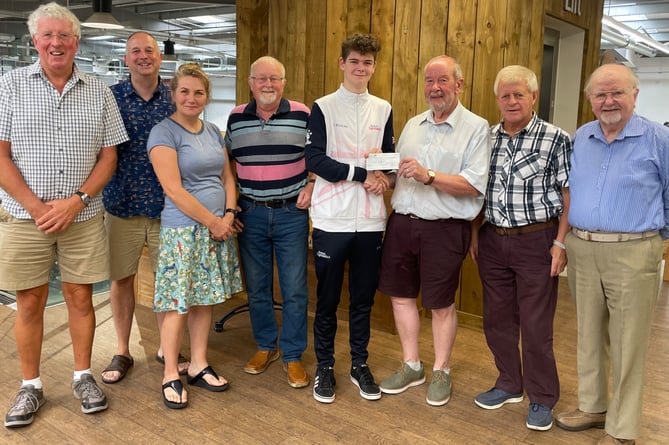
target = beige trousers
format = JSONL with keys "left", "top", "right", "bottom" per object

{"left": 565, "top": 232, "right": 662, "bottom": 439}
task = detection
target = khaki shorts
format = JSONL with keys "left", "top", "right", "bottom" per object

{"left": 0, "top": 211, "right": 108, "bottom": 290}
{"left": 105, "top": 213, "right": 161, "bottom": 281}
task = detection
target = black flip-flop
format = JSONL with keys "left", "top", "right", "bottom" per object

{"left": 155, "top": 353, "right": 190, "bottom": 376}
{"left": 162, "top": 379, "right": 188, "bottom": 409}
{"left": 187, "top": 366, "right": 229, "bottom": 392}
{"left": 101, "top": 354, "right": 134, "bottom": 384}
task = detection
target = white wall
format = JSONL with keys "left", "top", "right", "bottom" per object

{"left": 545, "top": 16, "right": 584, "bottom": 136}
{"left": 204, "top": 75, "right": 237, "bottom": 131}
{"left": 634, "top": 57, "right": 669, "bottom": 125}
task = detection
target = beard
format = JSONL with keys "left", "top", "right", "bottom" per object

{"left": 427, "top": 95, "right": 455, "bottom": 117}
{"left": 257, "top": 91, "right": 278, "bottom": 106}
{"left": 598, "top": 111, "right": 622, "bottom": 125}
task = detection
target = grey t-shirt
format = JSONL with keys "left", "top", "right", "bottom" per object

{"left": 147, "top": 117, "right": 227, "bottom": 228}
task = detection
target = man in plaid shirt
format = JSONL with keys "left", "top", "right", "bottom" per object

{"left": 470, "top": 65, "right": 572, "bottom": 432}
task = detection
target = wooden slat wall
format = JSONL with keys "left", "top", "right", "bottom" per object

{"left": 235, "top": 0, "right": 604, "bottom": 323}
{"left": 236, "top": 0, "right": 604, "bottom": 133}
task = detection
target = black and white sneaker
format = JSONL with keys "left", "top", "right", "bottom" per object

{"left": 313, "top": 367, "right": 336, "bottom": 404}
{"left": 350, "top": 364, "right": 381, "bottom": 400}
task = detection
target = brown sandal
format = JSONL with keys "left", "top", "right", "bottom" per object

{"left": 101, "top": 354, "right": 134, "bottom": 384}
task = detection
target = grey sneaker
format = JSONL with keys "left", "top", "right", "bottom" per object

{"left": 426, "top": 370, "right": 452, "bottom": 406}
{"left": 72, "top": 374, "right": 108, "bottom": 414}
{"left": 475, "top": 387, "right": 524, "bottom": 409}
{"left": 4, "top": 385, "right": 45, "bottom": 428}
{"left": 526, "top": 403, "right": 553, "bottom": 431}
{"left": 379, "top": 362, "right": 425, "bottom": 394}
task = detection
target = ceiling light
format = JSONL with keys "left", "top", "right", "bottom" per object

{"left": 602, "top": 15, "right": 669, "bottom": 56}
{"left": 82, "top": 0, "right": 124, "bottom": 30}
{"left": 163, "top": 38, "right": 177, "bottom": 61}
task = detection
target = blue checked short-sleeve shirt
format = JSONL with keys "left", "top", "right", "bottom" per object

{"left": 0, "top": 62, "right": 128, "bottom": 222}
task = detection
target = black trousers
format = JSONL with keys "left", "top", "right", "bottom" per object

{"left": 311, "top": 229, "right": 383, "bottom": 369}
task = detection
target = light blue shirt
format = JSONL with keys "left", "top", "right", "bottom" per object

{"left": 391, "top": 102, "right": 490, "bottom": 221}
{"left": 568, "top": 114, "right": 669, "bottom": 238}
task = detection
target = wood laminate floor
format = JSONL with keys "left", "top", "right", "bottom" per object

{"left": 0, "top": 278, "right": 666, "bottom": 444}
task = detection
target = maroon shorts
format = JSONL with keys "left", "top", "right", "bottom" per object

{"left": 378, "top": 212, "right": 470, "bottom": 309}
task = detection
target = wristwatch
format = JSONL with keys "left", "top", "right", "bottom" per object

{"left": 74, "top": 190, "right": 91, "bottom": 207}
{"left": 424, "top": 169, "right": 436, "bottom": 186}
{"left": 225, "top": 208, "right": 239, "bottom": 217}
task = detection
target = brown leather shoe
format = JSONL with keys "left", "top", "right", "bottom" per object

{"left": 284, "top": 361, "right": 309, "bottom": 388}
{"left": 598, "top": 434, "right": 635, "bottom": 445}
{"left": 555, "top": 409, "right": 606, "bottom": 431}
{"left": 243, "top": 350, "right": 279, "bottom": 374}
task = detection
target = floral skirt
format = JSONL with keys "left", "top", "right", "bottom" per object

{"left": 154, "top": 224, "right": 242, "bottom": 314}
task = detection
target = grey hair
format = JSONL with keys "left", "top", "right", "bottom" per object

{"left": 424, "top": 56, "right": 463, "bottom": 81}
{"left": 494, "top": 65, "right": 538, "bottom": 96}
{"left": 250, "top": 56, "right": 286, "bottom": 78}
{"left": 584, "top": 63, "right": 639, "bottom": 94}
{"left": 27, "top": 2, "right": 81, "bottom": 39}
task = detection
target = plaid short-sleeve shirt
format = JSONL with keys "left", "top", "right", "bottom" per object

{"left": 0, "top": 62, "right": 128, "bottom": 221}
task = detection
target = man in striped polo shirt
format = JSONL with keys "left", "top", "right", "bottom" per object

{"left": 225, "top": 56, "right": 313, "bottom": 389}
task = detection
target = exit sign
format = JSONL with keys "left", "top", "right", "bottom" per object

{"left": 565, "top": 0, "right": 581, "bottom": 15}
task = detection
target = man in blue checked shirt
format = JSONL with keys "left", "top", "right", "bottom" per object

{"left": 100, "top": 31, "right": 186, "bottom": 385}
{"left": 470, "top": 65, "right": 572, "bottom": 432}
{"left": 555, "top": 64, "right": 669, "bottom": 445}
{"left": 0, "top": 2, "right": 128, "bottom": 428}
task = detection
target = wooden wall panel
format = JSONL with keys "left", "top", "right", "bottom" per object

{"left": 324, "top": 1, "right": 348, "bottom": 94}
{"left": 304, "top": 1, "right": 327, "bottom": 107}
{"left": 267, "top": 1, "right": 286, "bottom": 59}
{"left": 445, "top": 0, "right": 477, "bottom": 110}
{"left": 390, "top": 0, "right": 421, "bottom": 136}
{"left": 237, "top": 0, "right": 606, "bottom": 320}
{"left": 369, "top": 0, "right": 396, "bottom": 103}
{"left": 235, "top": 0, "right": 269, "bottom": 105}
{"left": 283, "top": 0, "right": 307, "bottom": 100}
{"left": 416, "top": 0, "right": 449, "bottom": 114}
{"left": 471, "top": 0, "right": 508, "bottom": 124}
{"left": 346, "top": 0, "right": 372, "bottom": 34}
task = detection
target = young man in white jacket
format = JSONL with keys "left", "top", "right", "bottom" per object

{"left": 305, "top": 33, "right": 394, "bottom": 404}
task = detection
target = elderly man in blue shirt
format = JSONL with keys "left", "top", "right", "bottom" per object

{"left": 555, "top": 64, "right": 669, "bottom": 445}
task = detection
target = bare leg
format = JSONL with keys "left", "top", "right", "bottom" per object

{"left": 187, "top": 305, "right": 227, "bottom": 387}
{"left": 61, "top": 282, "right": 95, "bottom": 371}
{"left": 102, "top": 275, "right": 135, "bottom": 381}
{"left": 161, "top": 310, "right": 188, "bottom": 404}
{"left": 431, "top": 304, "right": 458, "bottom": 370}
{"left": 390, "top": 297, "right": 421, "bottom": 362}
{"left": 14, "top": 284, "right": 49, "bottom": 379}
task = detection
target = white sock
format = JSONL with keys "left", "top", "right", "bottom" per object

{"left": 405, "top": 360, "right": 422, "bottom": 371}
{"left": 73, "top": 368, "right": 92, "bottom": 382}
{"left": 433, "top": 367, "right": 451, "bottom": 374}
{"left": 22, "top": 377, "right": 43, "bottom": 390}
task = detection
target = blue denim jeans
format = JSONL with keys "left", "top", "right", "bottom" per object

{"left": 237, "top": 198, "right": 309, "bottom": 362}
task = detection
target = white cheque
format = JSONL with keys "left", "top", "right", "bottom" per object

{"left": 366, "top": 152, "right": 400, "bottom": 171}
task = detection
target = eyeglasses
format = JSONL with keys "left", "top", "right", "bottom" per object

{"left": 590, "top": 90, "right": 628, "bottom": 103}
{"left": 250, "top": 76, "right": 284, "bottom": 84}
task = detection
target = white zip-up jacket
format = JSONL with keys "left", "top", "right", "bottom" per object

{"left": 306, "top": 85, "right": 394, "bottom": 233}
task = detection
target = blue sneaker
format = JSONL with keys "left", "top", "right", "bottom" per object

{"left": 475, "top": 387, "right": 524, "bottom": 409}
{"left": 526, "top": 403, "right": 553, "bottom": 431}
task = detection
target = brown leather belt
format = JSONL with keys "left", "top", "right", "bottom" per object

{"left": 571, "top": 227, "right": 659, "bottom": 242}
{"left": 491, "top": 219, "right": 557, "bottom": 236}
